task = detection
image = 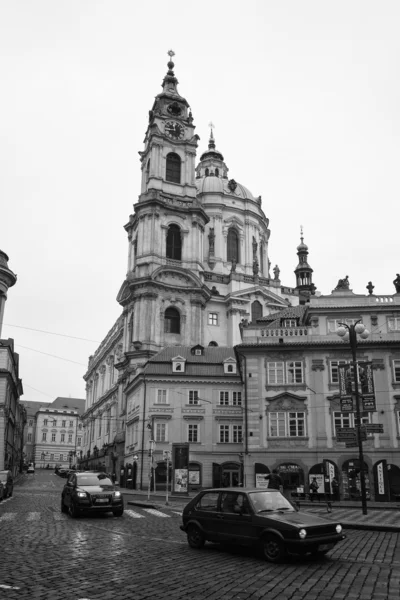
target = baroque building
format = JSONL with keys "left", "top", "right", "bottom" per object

{"left": 81, "top": 55, "right": 312, "bottom": 486}
{"left": 237, "top": 277, "right": 400, "bottom": 502}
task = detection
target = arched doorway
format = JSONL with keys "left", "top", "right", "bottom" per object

{"left": 254, "top": 462, "right": 270, "bottom": 488}
{"left": 213, "top": 462, "right": 242, "bottom": 487}
{"left": 341, "top": 458, "right": 371, "bottom": 500}
{"left": 309, "top": 461, "right": 339, "bottom": 498}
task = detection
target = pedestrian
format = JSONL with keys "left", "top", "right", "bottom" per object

{"left": 331, "top": 477, "right": 339, "bottom": 501}
{"left": 309, "top": 477, "right": 319, "bottom": 502}
{"left": 266, "top": 469, "right": 283, "bottom": 492}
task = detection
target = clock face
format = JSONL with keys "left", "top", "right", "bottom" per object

{"left": 165, "top": 121, "right": 185, "bottom": 140}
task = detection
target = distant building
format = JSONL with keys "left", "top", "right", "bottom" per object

{"left": 27, "top": 397, "right": 85, "bottom": 468}
{"left": 20, "top": 401, "right": 43, "bottom": 466}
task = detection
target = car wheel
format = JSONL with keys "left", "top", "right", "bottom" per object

{"left": 113, "top": 508, "right": 124, "bottom": 517}
{"left": 68, "top": 501, "right": 80, "bottom": 518}
{"left": 61, "top": 498, "right": 68, "bottom": 514}
{"left": 187, "top": 525, "right": 205, "bottom": 549}
{"left": 262, "top": 534, "right": 285, "bottom": 563}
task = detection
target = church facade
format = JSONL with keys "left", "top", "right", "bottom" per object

{"left": 80, "top": 55, "right": 314, "bottom": 488}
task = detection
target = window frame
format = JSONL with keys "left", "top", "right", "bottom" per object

{"left": 333, "top": 411, "right": 372, "bottom": 435}
{"left": 188, "top": 390, "right": 199, "bottom": 405}
{"left": 208, "top": 312, "right": 218, "bottom": 326}
{"left": 165, "top": 152, "right": 181, "bottom": 184}
{"left": 155, "top": 422, "right": 167, "bottom": 443}
{"left": 393, "top": 359, "right": 400, "bottom": 383}
{"left": 156, "top": 389, "right": 168, "bottom": 404}
{"left": 268, "top": 411, "right": 306, "bottom": 437}
{"left": 388, "top": 318, "right": 400, "bottom": 332}
{"left": 188, "top": 423, "right": 199, "bottom": 443}
{"left": 218, "top": 424, "right": 243, "bottom": 443}
{"left": 267, "top": 361, "right": 304, "bottom": 385}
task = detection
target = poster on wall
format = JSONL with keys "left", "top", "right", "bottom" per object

{"left": 256, "top": 474, "right": 270, "bottom": 489}
{"left": 172, "top": 443, "right": 189, "bottom": 494}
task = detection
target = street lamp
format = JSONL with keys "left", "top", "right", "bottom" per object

{"left": 336, "top": 319, "right": 370, "bottom": 515}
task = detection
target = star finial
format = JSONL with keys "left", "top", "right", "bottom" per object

{"left": 168, "top": 49, "right": 175, "bottom": 59}
{"left": 300, "top": 225, "right": 304, "bottom": 242}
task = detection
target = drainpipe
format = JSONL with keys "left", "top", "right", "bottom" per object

{"left": 235, "top": 350, "right": 248, "bottom": 485}
{"left": 140, "top": 374, "right": 147, "bottom": 490}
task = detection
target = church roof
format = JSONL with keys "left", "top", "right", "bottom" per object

{"left": 44, "top": 397, "right": 86, "bottom": 414}
{"left": 196, "top": 176, "right": 255, "bottom": 200}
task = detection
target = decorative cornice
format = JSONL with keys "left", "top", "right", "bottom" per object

{"left": 311, "top": 359, "right": 325, "bottom": 371}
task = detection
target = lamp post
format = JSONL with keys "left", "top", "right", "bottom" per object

{"left": 336, "top": 320, "right": 370, "bottom": 515}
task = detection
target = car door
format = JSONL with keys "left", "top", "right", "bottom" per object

{"left": 191, "top": 491, "right": 226, "bottom": 542}
{"left": 218, "top": 492, "right": 258, "bottom": 545}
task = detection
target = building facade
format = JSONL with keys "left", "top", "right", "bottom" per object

{"left": 0, "top": 250, "right": 26, "bottom": 477}
{"left": 21, "top": 400, "right": 43, "bottom": 466}
{"left": 237, "top": 277, "right": 400, "bottom": 502}
{"left": 31, "top": 397, "right": 85, "bottom": 469}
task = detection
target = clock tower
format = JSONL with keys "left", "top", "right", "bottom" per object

{"left": 139, "top": 50, "right": 198, "bottom": 200}
{"left": 117, "top": 53, "right": 210, "bottom": 358}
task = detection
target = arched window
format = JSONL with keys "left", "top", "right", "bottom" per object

{"left": 166, "top": 153, "right": 181, "bottom": 183}
{"left": 165, "top": 307, "right": 180, "bottom": 333}
{"left": 227, "top": 228, "right": 239, "bottom": 263}
{"left": 208, "top": 341, "right": 218, "bottom": 347}
{"left": 146, "top": 159, "right": 150, "bottom": 177}
{"left": 251, "top": 300, "right": 263, "bottom": 323}
{"left": 205, "top": 168, "right": 209, "bottom": 176}
{"left": 166, "top": 224, "right": 182, "bottom": 260}
{"left": 215, "top": 167, "right": 219, "bottom": 176}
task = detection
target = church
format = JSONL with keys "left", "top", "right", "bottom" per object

{"left": 79, "top": 55, "right": 397, "bottom": 499}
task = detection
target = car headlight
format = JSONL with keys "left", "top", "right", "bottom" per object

{"left": 299, "top": 528, "right": 307, "bottom": 539}
{"left": 336, "top": 524, "right": 342, "bottom": 534}
{"left": 77, "top": 492, "right": 87, "bottom": 498}
{"left": 113, "top": 491, "right": 121, "bottom": 497}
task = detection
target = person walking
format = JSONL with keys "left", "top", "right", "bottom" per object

{"left": 331, "top": 477, "right": 339, "bottom": 501}
{"left": 309, "top": 477, "right": 319, "bottom": 502}
{"left": 266, "top": 469, "right": 283, "bottom": 492}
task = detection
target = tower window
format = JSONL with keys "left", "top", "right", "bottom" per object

{"left": 227, "top": 228, "right": 239, "bottom": 263}
{"left": 215, "top": 168, "right": 219, "bottom": 176}
{"left": 165, "top": 307, "right": 180, "bottom": 334}
{"left": 205, "top": 168, "right": 209, "bottom": 176}
{"left": 166, "top": 152, "right": 181, "bottom": 184}
{"left": 251, "top": 301, "right": 262, "bottom": 322}
{"left": 166, "top": 224, "right": 182, "bottom": 260}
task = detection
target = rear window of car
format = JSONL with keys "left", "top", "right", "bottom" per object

{"left": 77, "top": 475, "right": 113, "bottom": 486}
{"left": 195, "top": 492, "right": 219, "bottom": 511}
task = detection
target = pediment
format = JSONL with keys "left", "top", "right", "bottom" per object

{"left": 152, "top": 266, "right": 203, "bottom": 288}
{"left": 266, "top": 392, "right": 307, "bottom": 411}
{"left": 224, "top": 216, "right": 244, "bottom": 228}
{"left": 116, "top": 280, "right": 132, "bottom": 305}
{"left": 228, "top": 287, "right": 289, "bottom": 306}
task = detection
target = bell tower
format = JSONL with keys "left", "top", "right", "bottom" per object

{"left": 294, "top": 227, "right": 316, "bottom": 304}
{"left": 139, "top": 50, "right": 198, "bottom": 199}
{"left": 117, "top": 52, "right": 210, "bottom": 358}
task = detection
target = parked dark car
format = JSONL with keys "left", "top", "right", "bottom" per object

{"left": 61, "top": 471, "right": 124, "bottom": 518}
{"left": 0, "top": 470, "right": 14, "bottom": 498}
{"left": 180, "top": 488, "right": 346, "bottom": 562}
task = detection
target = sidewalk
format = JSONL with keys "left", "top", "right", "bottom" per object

{"left": 121, "top": 488, "right": 400, "bottom": 532}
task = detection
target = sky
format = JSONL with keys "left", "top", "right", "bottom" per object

{"left": 1, "top": 1, "right": 399, "bottom": 405}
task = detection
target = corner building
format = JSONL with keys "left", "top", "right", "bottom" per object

{"left": 81, "top": 56, "right": 302, "bottom": 486}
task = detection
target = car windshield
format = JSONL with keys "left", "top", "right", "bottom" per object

{"left": 77, "top": 474, "right": 113, "bottom": 486}
{"left": 249, "top": 491, "right": 295, "bottom": 513}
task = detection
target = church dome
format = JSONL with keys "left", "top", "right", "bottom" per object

{"left": 196, "top": 176, "right": 255, "bottom": 200}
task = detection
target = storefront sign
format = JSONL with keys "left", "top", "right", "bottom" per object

{"left": 338, "top": 365, "right": 354, "bottom": 412}
{"left": 358, "top": 362, "right": 376, "bottom": 412}
{"left": 256, "top": 474, "right": 270, "bottom": 489}
{"left": 377, "top": 461, "right": 385, "bottom": 495}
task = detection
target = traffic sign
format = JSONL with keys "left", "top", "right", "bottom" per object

{"left": 336, "top": 428, "right": 357, "bottom": 442}
{"left": 365, "top": 424, "right": 384, "bottom": 433}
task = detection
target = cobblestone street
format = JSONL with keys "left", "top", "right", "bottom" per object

{"left": 1, "top": 472, "right": 400, "bottom": 600}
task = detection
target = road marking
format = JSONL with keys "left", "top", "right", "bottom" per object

{"left": 0, "top": 584, "right": 20, "bottom": 590}
{"left": 143, "top": 508, "right": 170, "bottom": 518}
{"left": 172, "top": 511, "right": 182, "bottom": 516}
{"left": 0, "top": 513, "right": 16, "bottom": 521}
{"left": 125, "top": 509, "right": 145, "bottom": 519}
{"left": 27, "top": 512, "right": 41, "bottom": 521}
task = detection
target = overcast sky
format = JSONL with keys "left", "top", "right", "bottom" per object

{"left": 1, "top": 1, "right": 399, "bottom": 405}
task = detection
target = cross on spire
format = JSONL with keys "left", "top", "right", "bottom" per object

{"left": 167, "top": 49, "right": 175, "bottom": 59}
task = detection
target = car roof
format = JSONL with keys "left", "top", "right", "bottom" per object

{"left": 200, "top": 487, "right": 280, "bottom": 493}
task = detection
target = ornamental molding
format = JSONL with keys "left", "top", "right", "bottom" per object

{"left": 214, "top": 415, "right": 243, "bottom": 422}
{"left": 267, "top": 439, "right": 309, "bottom": 448}
{"left": 182, "top": 415, "right": 204, "bottom": 421}
{"left": 371, "top": 358, "right": 385, "bottom": 370}
{"left": 311, "top": 359, "right": 325, "bottom": 371}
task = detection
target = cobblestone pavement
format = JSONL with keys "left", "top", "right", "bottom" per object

{"left": 1, "top": 472, "right": 400, "bottom": 600}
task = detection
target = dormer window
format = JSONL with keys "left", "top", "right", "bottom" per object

{"left": 283, "top": 319, "right": 297, "bottom": 327}
{"left": 223, "top": 358, "right": 237, "bottom": 374}
{"left": 172, "top": 355, "right": 186, "bottom": 373}
{"left": 191, "top": 344, "right": 204, "bottom": 356}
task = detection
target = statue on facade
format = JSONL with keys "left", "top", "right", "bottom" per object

{"left": 252, "top": 236, "right": 258, "bottom": 259}
{"left": 335, "top": 275, "right": 350, "bottom": 290}
{"left": 273, "top": 265, "right": 280, "bottom": 281}
{"left": 253, "top": 259, "right": 259, "bottom": 275}
{"left": 393, "top": 274, "right": 400, "bottom": 293}
{"left": 211, "top": 285, "right": 220, "bottom": 295}
{"left": 231, "top": 260, "right": 237, "bottom": 273}
{"left": 366, "top": 281, "right": 375, "bottom": 295}
{"left": 208, "top": 227, "right": 215, "bottom": 253}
